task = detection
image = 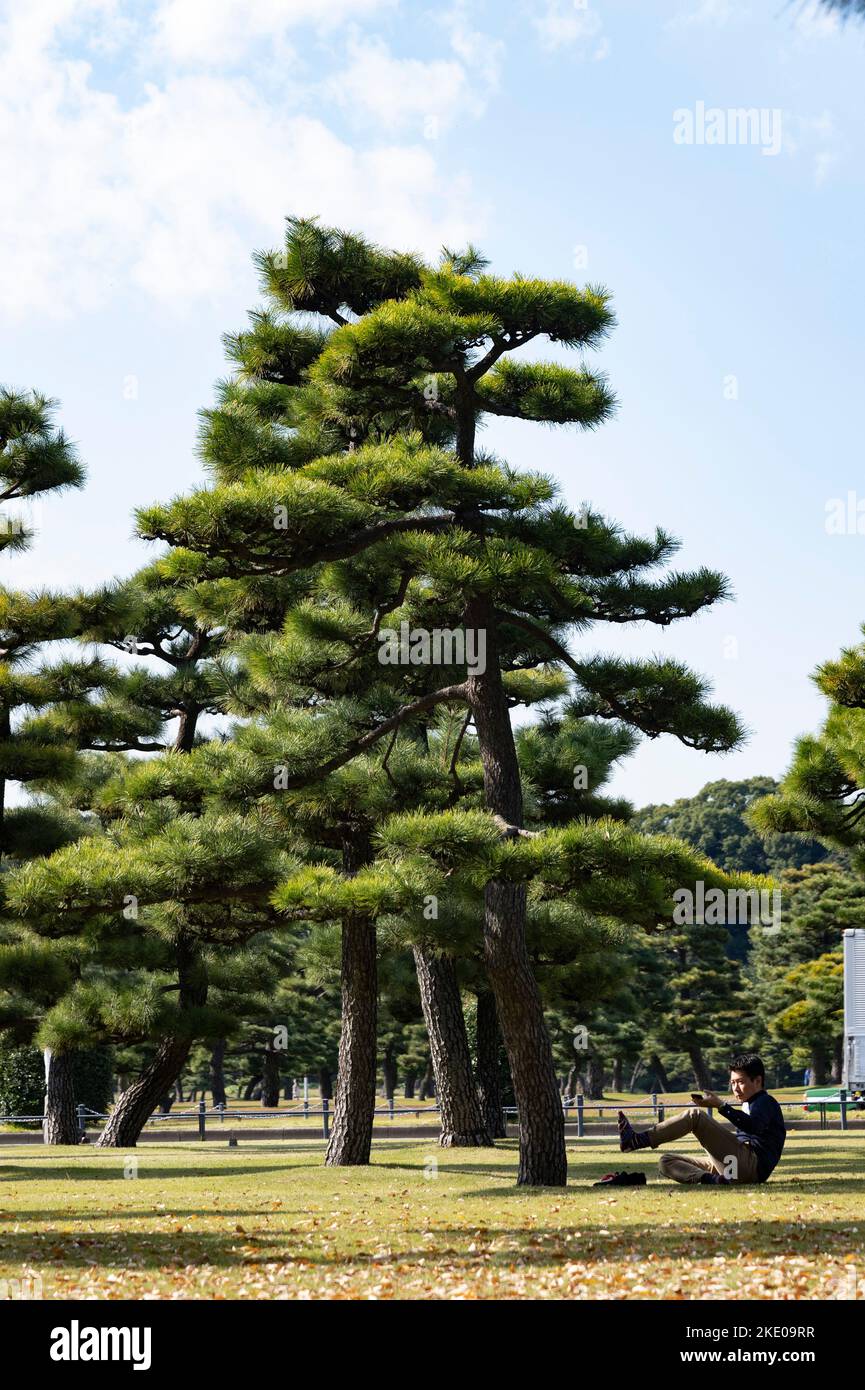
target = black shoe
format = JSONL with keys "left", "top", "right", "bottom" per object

{"left": 593, "top": 1171, "right": 648, "bottom": 1187}
{"left": 618, "top": 1110, "right": 651, "bottom": 1153}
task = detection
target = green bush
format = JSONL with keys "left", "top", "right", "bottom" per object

{"left": 0, "top": 1041, "right": 115, "bottom": 1123}
{"left": 0, "top": 1039, "right": 44, "bottom": 1123}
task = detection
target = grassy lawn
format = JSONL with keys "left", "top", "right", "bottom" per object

{"left": 1, "top": 1132, "right": 863, "bottom": 1300}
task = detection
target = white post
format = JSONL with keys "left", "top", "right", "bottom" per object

{"left": 42, "top": 1047, "right": 52, "bottom": 1144}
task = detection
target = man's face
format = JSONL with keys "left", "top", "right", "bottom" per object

{"left": 730, "top": 1069, "right": 762, "bottom": 1102}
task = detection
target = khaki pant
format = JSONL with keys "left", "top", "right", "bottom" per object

{"left": 648, "top": 1106, "right": 761, "bottom": 1184}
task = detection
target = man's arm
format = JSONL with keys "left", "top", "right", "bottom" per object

{"left": 718, "top": 1092, "right": 771, "bottom": 1136}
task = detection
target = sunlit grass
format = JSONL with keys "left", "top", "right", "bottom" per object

{"left": 1, "top": 1132, "right": 862, "bottom": 1299}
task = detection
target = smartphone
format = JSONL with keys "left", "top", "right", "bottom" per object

{"left": 690, "top": 1092, "right": 704, "bottom": 1102}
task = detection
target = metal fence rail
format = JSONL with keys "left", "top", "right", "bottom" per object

{"left": 3, "top": 1090, "right": 862, "bottom": 1143}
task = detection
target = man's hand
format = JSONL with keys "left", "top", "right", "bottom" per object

{"left": 695, "top": 1091, "right": 723, "bottom": 1109}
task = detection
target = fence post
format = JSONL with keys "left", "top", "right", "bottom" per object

{"left": 652, "top": 1092, "right": 658, "bottom": 1121}
{"left": 76, "top": 1103, "right": 86, "bottom": 1143}
{"left": 840, "top": 1089, "right": 848, "bottom": 1131}
{"left": 576, "top": 1093, "right": 584, "bottom": 1138}
{"left": 658, "top": 1101, "right": 665, "bottom": 1123}
{"left": 322, "top": 1097, "right": 330, "bottom": 1141}
{"left": 198, "top": 1098, "right": 206, "bottom": 1141}
{"left": 388, "top": 1095, "right": 395, "bottom": 1121}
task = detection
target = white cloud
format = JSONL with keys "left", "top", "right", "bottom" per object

{"left": 152, "top": 0, "right": 396, "bottom": 66}
{"left": 326, "top": 18, "right": 501, "bottom": 135}
{"left": 327, "top": 40, "right": 477, "bottom": 132}
{"left": 531, "top": 1, "right": 608, "bottom": 57}
{"left": 0, "top": 1, "right": 485, "bottom": 321}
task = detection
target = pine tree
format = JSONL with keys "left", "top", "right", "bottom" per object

{"left": 136, "top": 219, "right": 749, "bottom": 1185}
{"left": 745, "top": 862, "right": 862, "bottom": 1082}
{"left": 0, "top": 387, "right": 102, "bottom": 1142}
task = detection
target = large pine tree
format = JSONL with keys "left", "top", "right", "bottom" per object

{"left": 0, "top": 387, "right": 104, "bottom": 1142}
{"left": 134, "top": 219, "right": 750, "bottom": 1185}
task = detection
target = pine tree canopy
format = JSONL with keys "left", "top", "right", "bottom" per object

{"left": 0, "top": 388, "right": 84, "bottom": 551}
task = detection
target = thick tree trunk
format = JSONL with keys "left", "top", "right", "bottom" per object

{"left": 325, "top": 834, "right": 378, "bottom": 1167}
{"left": 466, "top": 594, "right": 565, "bottom": 1186}
{"left": 261, "top": 1046, "right": 280, "bottom": 1108}
{"left": 174, "top": 1078, "right": 185, "bottom": 1103}
{"left": 325, "top": 915, "right": 377, "bottom": 1165}
{"left": 612, "top": 1056, "right": 623, "bottom": 1091}
{"left": 158, "top": 1091, "right": 174, "bottom": 1114}
{"left": 209, "top": 1039, "right": 227, "bottom": 1108}
{"left": 689, "top": 1047, "right": 713, "bottom": 1091}
{"left": 284, "top": 1078, "right": 294, "bottom": 1101}
{"left": 97, "top": 942, "right": 206, "bottom": 1148}
{"left": 475, "top": 987, "right": 506, "bottom": 1139}
{"left": 242, "top": 1075, "right": 260, "bottom": 1101}
{"left": 97, "top": 1036, "right": 193, "bottom": 1147}
{"left": 403, "top": 1071, "right": 416, "bottom": 1099}
{"left": 650, "top": 1053, "right": 670, "bottom": 1092}
{"left": 43, "top": 1050, "right": 78, "bottom": 1145}
{"left": 413, "top": 947, "right": 493, "bottom": 1147}
{"left": 319, "top": 1067, "right": 333, "bottom": 1101}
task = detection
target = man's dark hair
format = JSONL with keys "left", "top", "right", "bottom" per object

{"left": 730, "top": 1053, "right": 765, "bottom": 1085}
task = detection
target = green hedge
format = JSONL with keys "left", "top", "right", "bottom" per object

{"left": 0, "top": 1041, "right": 115, "bottom": 1121}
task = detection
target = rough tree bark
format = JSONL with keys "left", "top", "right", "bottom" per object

{"left": 325, "top": 834, "right": 378, "bottom": 1167}
{"left": 475, "top": 988, "right": 507, "bottom": 1139}
{"left": 97, "top": 1035, "right": 193, "bottom": 1147}
{"left": 43, "top": 1049, "right": 78, "bottom": 1145}
{"left": 413, "top": 947, "right": 492, "bottom": 1147}
{"left": 403, "top": 1071, "right": 416, "bottom": 1099}
{"left": 465, "top": 593, "right": 566, "bottom": 1186}
{"left": 97, "top": 942, "right": 206, "bottom": 1147}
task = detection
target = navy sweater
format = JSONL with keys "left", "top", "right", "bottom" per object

{"left": 718, "top": 1091, "right": 786, "bottom": 1181}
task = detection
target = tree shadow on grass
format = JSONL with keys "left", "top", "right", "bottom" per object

{"left": 0, "top": 1214, "right": 860, "bottom": 1274}
{"left": 0, "top": 1161, "right": 319, "bottom": 1183}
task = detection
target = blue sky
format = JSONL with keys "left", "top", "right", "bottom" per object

{"left": 2, "top": 0, "right": 864, "bottom": 809}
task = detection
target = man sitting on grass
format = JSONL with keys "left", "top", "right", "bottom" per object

{"left": 617, "top": 1053, "right": 786, "bottom": 1185}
